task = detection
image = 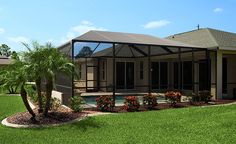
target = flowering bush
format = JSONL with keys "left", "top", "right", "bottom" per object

{"left": 123, "top": 96, "right": 140, "bottom": 112}
{"left": 143, "top": 94, "right": 157, "bottom": 109}
{"left": 165, "top": 91, "right": 182, "bottom": 106}
{"left": 96, "top": 95, "right": 114, "bottom": 112}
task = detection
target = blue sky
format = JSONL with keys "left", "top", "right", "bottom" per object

{"left": 0, "top": 0, "right": 235, "bottom": 51}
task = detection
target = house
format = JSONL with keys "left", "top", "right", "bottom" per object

{"left": 56, "top": 28, "right": 236, "bottom": 104}
{"left": 0, "top": 55, "right": 11, "bottom": 66}
{"left": 167, "top": 28, "right": 236, "bottom": 100}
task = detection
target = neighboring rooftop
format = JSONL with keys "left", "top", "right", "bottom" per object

{"left": 167, "top": 28, "right": 236, "bottom": 50}
{"left": 0, "top": 55, "right": 11, "bottom": 65}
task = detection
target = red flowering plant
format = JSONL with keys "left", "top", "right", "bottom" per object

{"left": 164, "top": 91, "right": 182, "bottom": 107}
{"left": 96, "top": 95, "right": 114, "bottom": 112}
{"left": 143, "top": 93, "right": 158, "bottom": 110}
{"left": 123, "top": 96, "right": 140, "bottom": 112}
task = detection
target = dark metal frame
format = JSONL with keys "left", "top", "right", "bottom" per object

{"left": 70, "top": 39, "right": 210, "bottom": 102}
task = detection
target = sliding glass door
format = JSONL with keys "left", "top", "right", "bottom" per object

{"left": 116, "top": 62, "right": 134, "bottom": 89}
{"left": 173, "top": 61, "right": 192, "bottom": 90}
{"left": 151, "top": 62, "right": 168, "bottom": 89}
{"left": 151, "top": 62, "right": 159, "bottom": 89}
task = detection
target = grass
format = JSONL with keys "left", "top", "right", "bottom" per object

{"left": 1, "top": 95, "right": 236, "bottom": 144}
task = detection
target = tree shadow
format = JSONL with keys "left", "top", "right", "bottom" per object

{"left": 67, "top": 117, "right": 103, "bottom": 132}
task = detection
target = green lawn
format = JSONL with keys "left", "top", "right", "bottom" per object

{"left": 1, "top": 95, "right": 236, "bottom": 144}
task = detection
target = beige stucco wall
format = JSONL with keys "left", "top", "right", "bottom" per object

{"left": 99, "top": 51, "right": 208, "bottom": 94}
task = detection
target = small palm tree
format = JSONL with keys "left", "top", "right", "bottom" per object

{"left": 22, "top": 41, "right": 44, "bottom": 113}
{"left": 40, "top": 43, "right": 74, "bottom": 116}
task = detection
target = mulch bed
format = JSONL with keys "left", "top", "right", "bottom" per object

{"left": 85, "top": 100, "right": 236, "bottom": 113}
{"left": 7, "top": 106, "right": 87, "bottom": 125}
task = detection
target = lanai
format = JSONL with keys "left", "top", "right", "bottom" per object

{"left": 57, "top": 30, "right": 211, "bottom": 103}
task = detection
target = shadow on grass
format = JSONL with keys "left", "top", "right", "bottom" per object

{"left": 23, "top": 117, "right": 103, "bottom": 132}
{"left": 67, "top": 117, "right": 103, "bottom": 132}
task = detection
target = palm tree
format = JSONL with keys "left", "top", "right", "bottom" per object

{"left": 22, "top": 41, "right": 44, "bottom": 113}
{"left": 40, "top": 43, "right": 74, "bottom": 116}
{"left": 0, "top": 55, "right": 37, "bottom": 122}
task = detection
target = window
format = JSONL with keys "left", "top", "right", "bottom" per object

{"left": 140, "top": 61, "right": 144, "bottom": 79}
{"left": 102, "top": 61, "right": 105, "bottom": 80}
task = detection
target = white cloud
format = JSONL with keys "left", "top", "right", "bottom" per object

{"left": 60, "top": 20, "right": 107, "bottom": 44}
{"left": 0, "top": 28, "right": 5, "bottom": 34}
{"left": 213, "top": 8, "right": 223, "bottom": 13}
{"left": 8, "top": 36, "right": 30, "bottom": 44}
{"left": 70, "top": 20, "right": 107, "bottom": 36}
{"left": 142, "top": 20, "right": 171, "bottom": 29}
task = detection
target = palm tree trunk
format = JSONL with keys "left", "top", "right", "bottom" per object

{"left": 36, "top": 78, "right": 43, "bottom": 113}
{"left": 43, "top": 78, "right": 53, "bottom": 117}
{"left": 20, "top": 85, "right": 37, "bottom": 123}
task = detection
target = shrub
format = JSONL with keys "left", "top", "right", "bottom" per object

{"left": 96, "top": 95, "right": 114, "bottom": 112}
{"left": 199, "top": 90, "right": 212, "bottom": 103}
{"left": 41, "top": 92, "right": 61, "bottom": 111}
{"left": 143, "top": 94, "right": 157, "bottom": 109}
{"left": 123, "top": 96, "right": 140, "bottom": 112}
{"left": 191, "top": 90, "right": 212, "bottom": 103}
{"left": 71, "top": 95, "right": 85, "bottom": 112}
{"left": 165, "top": 91, "right": 182, "bottom": 107}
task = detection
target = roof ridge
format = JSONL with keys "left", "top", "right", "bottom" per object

{"left": 91, "top": 30, "right": 158, "bottom": 38}
{"left": 168, "top": 28, "right": 207, "bottom": 37}
{"left": 206, "top": 29, "right": 219, "bottom": 47}
{"left": 206, "top": 27, "right": 236, "bottom": 35}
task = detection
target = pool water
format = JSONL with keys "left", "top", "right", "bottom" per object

{"left": 82, "top": 95, "right": 166, "bottom": 105}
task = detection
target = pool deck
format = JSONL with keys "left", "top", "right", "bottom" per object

{"left": 80, "top": 92, "right": 162, "bottom": 97}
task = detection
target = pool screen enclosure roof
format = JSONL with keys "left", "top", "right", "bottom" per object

{"left": 60, "top": 30, "right": 206, "bottom": 49}
{"left": 58, "top": 30, "right": 211, "bottom": 101}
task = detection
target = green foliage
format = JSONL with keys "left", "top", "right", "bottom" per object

{"left": 191, "top": 90, "right": 213, "bottom": 103}
{"left": 1, "top": 96, "right": 236, "bottom": 144}
{"left": 25, "top": 85, "right": 38, "bottom": 103}
{"left": 0, "top": 57, "right": 24, "bottom": 94}
{"left": 76, "top": 46, "right": 93, "bottom": 58}
{"left": 96, "top": 95, "right": 114, "bottom": 112}
{"left": 143, "top": 94, "right": 158, "bottom": 109}
{"left": 71, "top": 95, "right": 85, "bottom": 112}
{"left": 0, "top": 44, "right": 13, "bottom": 57}
{"left": 40, "top": 92, "right": 61, "bottom": 111}
{"left": 22, "top": 41, "right": 75, "bottom": 115}
{"left": 123, "top": 96, "right": 140, "bottom": 112}
{"left": 0, "top": 41, "right": 75, "bottom": 119}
